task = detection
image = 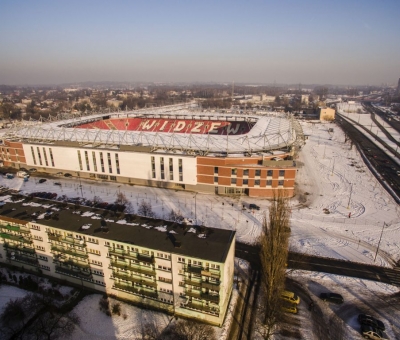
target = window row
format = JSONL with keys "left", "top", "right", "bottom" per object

{"left": 78, "top": 151, "right": 120, "bottom": 175}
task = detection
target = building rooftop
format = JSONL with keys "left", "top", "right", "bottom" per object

{"left": 0, "top": 197, "right": 235, "bottom": 263}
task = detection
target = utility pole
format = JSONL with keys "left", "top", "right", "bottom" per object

{"left": 347, "top": 183, "right": 353, "bottom": 209}
{"left": 374, "top": 222, "right": 386, "bottom": 262}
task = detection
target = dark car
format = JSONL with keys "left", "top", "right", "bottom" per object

{"left": 64, "top": 173, "right": 72, "bottom": 177}
{"left": 358, "top": 314, "right": 385, "bottom": 331}
{"left": 361, "top": 325, "right": 388, "bottom": 340}
{"left": 54, "top": 182, "right": 62, "bottom": 186}
{"left": 319, "top": 292, "right": 344, "bottom": 304}
{"left": 249, "top": 203, "right": 260, "bottom": 210}
{"left": 38, "top": 179, "right": 47, "bottom": 183}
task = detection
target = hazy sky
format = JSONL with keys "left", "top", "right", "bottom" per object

{"left": 1, "top": 0, "right": 399, "bottom": 86}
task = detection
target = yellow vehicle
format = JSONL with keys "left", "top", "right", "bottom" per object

{"left": 281, "top": 302, "right": 298, "bottom": 314}
{"left": 281, "top": 290, "right": 300, "bottom": 304}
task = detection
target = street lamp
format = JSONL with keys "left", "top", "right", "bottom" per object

{"left": 193, "top": 193, "right": 198, "bottom": 225}
{"left": 374, "top": 222, "right": 386, "bottom": 262}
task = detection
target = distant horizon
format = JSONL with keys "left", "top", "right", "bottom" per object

{"left": 1, "top": 1, "right": 399, "bottom": 86}
{"left": 0, "top": 80, "right": 394, "bottom": 88}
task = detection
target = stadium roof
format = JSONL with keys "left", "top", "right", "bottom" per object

{"left": 3, "top": 106, "right": 297, "bottom": 155}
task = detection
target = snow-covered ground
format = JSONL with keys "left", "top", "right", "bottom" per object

{"left": 1, "top": 116, "right": 400, "bottom": 338}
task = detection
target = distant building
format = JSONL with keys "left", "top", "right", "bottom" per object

{"left": 301, "top": 95, "right": 309, "bottom": 105}
{"left": 397, "top": 78, "right": 400, "bottom": 95}
{"left": 319, "top": 107, "right": 335, "bottom": 121}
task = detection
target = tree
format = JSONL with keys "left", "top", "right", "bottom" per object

{"left": 138, "top": 200, "right": 155, "bottom": 218}
{"left": 258, "top": 190, "right": 291, "bottom": 339}
{"left": 0, "top": 298, "right": 27, "bottom": 338}
{"left": 162, "top": 319, "right": 216, "bottom": 340}
{"left": 169, "top": 209, "right": 184, "bottom": 223}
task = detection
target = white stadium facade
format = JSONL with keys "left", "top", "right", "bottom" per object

{"left": 0, "top": 105, "right": 303, "bottom": 198}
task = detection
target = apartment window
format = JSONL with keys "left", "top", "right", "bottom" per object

{"left": 49, "top": 148, "right": 55, "bottom": 166}
{"left": 43, "top": 147, "right": 49, "bottom": 166}
{"left": 267, "top": 170, "right": 273, "bottom": 176}
{"left": 110, "top": 176, "right": 116, "bottom": 181}
{"left": 255, "top": 179, "right": 260, "bottom": 186}
{"left": 92, "top": 152, "right": 97, "bottom": 171}
{"left": 243, "top": 179, "right": 248, "bottom": 185}
{"left": 91, "top": 259, "right": 102, "bottom": 266}
{"left": 33, "top": 235, "right": 43, "bottom": 241}
{"left": 178, "top": 158, "right": 183, "bottom": 182}
{"left": 178, "top": 257, "right": 185, "bottom": 263}
{"left": 214, "top": 177, "right": 218, "bottom": 183}
{"left": 37, "top": 147, "right": 42, "bottom": 165}
{"left": 159, "top": 277, "right": 172, "bottom": 284}
{"left": 107, "top": 153, "right": 112, "bottom": 173}
{"left": 169, "top": 158, "right": 174, "bottom": 180}
{"left": 30, "top": 146, "right": 36, "bottom": 164}
{"left": 278, "top": 180, "right": 284, "bottom": 186}
{"left": 255, "top": 169, "right": 261, "bottom": 177}
{"left": 36, "top": 245, "right": 45, "bottom": 251}
{"left": 231, "top": 178, "right": 237, "bottom": 185}
{"left": 231, "top": 168, "right": 237, "bottom": 175}
{"left": 77, "top": 150, "right": 83, "bottom": 171}
{"left": 100, "top": 152, "right": 105, "bottom": 172}
{"left": 266, "top": 180, "right": 272, "bottom": 186}
{"left": 115, "top": 153, "right": 120, "bottom": 174}
{"left": 160, "top": 157, "right": 165, "bottom": 180}
{"left": 97, "top": 174, "right": 108, "bottom": 180}
{"left": 214, "top": 167, "right": 218, "bottom": 174}
{"left": 82, "top": 151, "right": 89, "bottom": 171}
{"left": 38, "top": 255, "right": 48, "bottom": 261}
{"left": 243, "top": 169, "right": 249, "bottom": 176}
{"left": 151, "top": 156, "right": 156, "bottom": 178}
{"left": 31, "top": 225, "right": 40, "bottom": 231}
{"left": 29, "top": 146, "right": 36, "bottom": 165}
{"left": 279, "top": 170, "right": 285, "bottom": 177}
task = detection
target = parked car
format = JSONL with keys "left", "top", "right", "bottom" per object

{"left": 361, "top": 325, "right": 388, "bottom": 340}
{"left": 64, "top": 173, "right": 72, "bottom": 177}
{"left": 319, "top": 292, "right": 344, "bottom": 304}
{"left": 281, "top": 290, "right": 300, "bottom": 304}
{"left": 38, "top": 179, "right": 47, "bottom": 183}
{"left": 29, "top": 168, "right": 37, "bottom": 172}
{"left": 54, "top": 182, "right": 62, "bottom": 186}
{"left": 56, "top": 172, "right": 63, "bottom": 176}
{"left": 281, "top": 302, "right": 297, "bottom": 314}
{"left": 358, "top": 314, "right": 385, "bottom": 331}
{"left": 249, "top": 203, "right": 260, "bottom": 210}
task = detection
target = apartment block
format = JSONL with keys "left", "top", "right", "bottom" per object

{"left": 0, "top": 200, "right": 235, "bottom": 326}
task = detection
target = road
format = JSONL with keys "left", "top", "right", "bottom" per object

{"left": 235, "top": 242, "right": 400, "bottom": 287}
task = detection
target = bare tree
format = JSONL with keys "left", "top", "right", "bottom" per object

{"left": 0, "top": 297, "right": 27, "bottom": 338}
{"left": 163, "top": 319, "right": 216, "bottom": 340}
{"left": 168, "top": 209, "right": 184, "bottom": 223}
{"left": 114, "top": 192, "right": 133, "bottom": 213}
{"left": 258, "top": 191, "right": 291, "bottom": 339}
{"left": 27, "top": 310, "right": 80, "bottom": 340}
{"left": 138, "top": 200, "right": 156, "bottom": 218}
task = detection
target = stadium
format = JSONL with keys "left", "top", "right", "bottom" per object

{"left": 0, "top": 104, "right": 303, "bottom": 198}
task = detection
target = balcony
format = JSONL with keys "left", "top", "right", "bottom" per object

{"left": 202, "top": 281, "right": 221, "bottom": 291}
{"left": 110, "top": 261, "right": 156, "bottom": 277}
{"left": 113, "top": 283, "right": 158, "bottom": 299}
{"left": 186, "top": 265, "right": 202, "bottom": 274}
{"left": 51, "top": 246, "right": 88, "bottom": 258}
{"left": 201, "top": 293, "right": 220, "bottom": 304}
{"left": 0, "top": 224, "right": 20, "bottom": 232}
{"left": 183, "top": 302, "right": 219, "bottom": 316}
{"left": 113, "top": 272, "right": 157, "bottom": 288}
{"left": 137, "top": 254, "right": 154, "bottom": 264}
{"left": 184, "top": 278, "right": 202, "bottom": 288}
{"left": 185, "top": 290, "right": 202, "bottom": 299}
{"left": 0, "top": 233, "right": 32, "bottom": 244}
{"left": 56, "top": 266, "right": 92, "bottom": 280}
{"left": 7, "top": 253, "right": 38, "bottom": 266}
{"left": 56, "top": 258, "right": 90, "bottom": 270}
{"left": 3, "top": 243, "right": 35, "bottom": 254}
{"left": 114, "top": 283, "right": 139, "bottom": 294}
{"left": 48, "top": 233, "right": 61, "bottom": 241}
{"left": 109, "top": 248, "right": 137, "bottom": 260}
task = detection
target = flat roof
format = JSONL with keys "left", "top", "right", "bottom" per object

{"left": 0, "top": 198, "right": 235, "bottom": 263}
